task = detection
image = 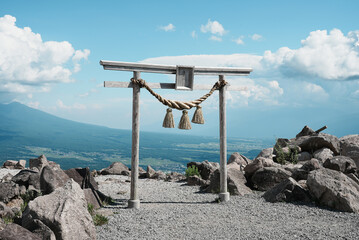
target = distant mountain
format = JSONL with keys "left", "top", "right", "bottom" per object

{"left": 0, "top": 102, "right": 272, "bottom": 171}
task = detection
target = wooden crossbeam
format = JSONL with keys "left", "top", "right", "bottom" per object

{"left": 100, "top": 60, "right": 252, "bottom": 76}
{"left": 104, "top": 81, "right": 247, "bottom": 91}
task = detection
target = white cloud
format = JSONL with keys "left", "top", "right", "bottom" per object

{"left": 251, "top": 34, "right": 262, "bottom": 41}
{"left": 191, "top": 30, "right": 197, "bottom": 39}
{"left": 209, "top": 35, "right": 222, "bottom": 42}
{"left": 262, "top": 29, "right": 359, "bottom": 80}
{"left": 234, "top": 37, "right": 244, "bottom": 45}
{"left": 56, "top": 99, "right": 86, "bottom": 110}
{"left": 200, "top": 19, "right": 226, "bottom": 36}
{"left": 160, "top": 23, "right": 175, "bottom": 32}
{"left": 0, "top": 15, "right": 90, "bottom": 94}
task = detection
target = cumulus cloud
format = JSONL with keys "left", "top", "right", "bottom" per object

{"left": 209, "top": 35, "right": 222, "bottom": 42}
{"left": 234, "top": 37, "right": 244, "bottom": 45}
{"left": 0, "top": 15, "right": 90, "bottom": 94}
{"left": 251, "top": 34, "right": 262, "bottom": 41}
{"left": 191, "top": 30, "right": 197, "bottom": 39}
{"left": 262, "top": 29, "right": 359, "bottom": 80}
{"left": 160, "top": 23, "right": 175, "bottom": 32}
{"left": 57, "top": 99, "right": 86, "bottom": 110}
{"left": 200, "top": 19, "right": 226, "bottom": 36}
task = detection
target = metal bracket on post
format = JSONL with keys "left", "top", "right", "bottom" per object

{"left": 175, "top": 65, "right": 194, "bottom": 91}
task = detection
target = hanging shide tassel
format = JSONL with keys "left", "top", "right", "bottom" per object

{"left": 178, "top": 110, "right": 191, "bottom": 130}
{"left": 192, "top": 105, "right": 204, "bottom": 124}
{"left": 162, "top": 108, "right": 175, "bottom": 128}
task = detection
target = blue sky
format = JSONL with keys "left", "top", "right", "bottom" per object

{"left": 1, "top": 0, "right": 359, "bottom": 139}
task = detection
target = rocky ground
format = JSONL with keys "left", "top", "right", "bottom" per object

{"left": 95, "top": 175, "right": 359, "bottom": 240}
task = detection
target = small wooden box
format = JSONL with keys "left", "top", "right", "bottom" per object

{"left": 175, "top": 66, "right": 194, "bottom": 90}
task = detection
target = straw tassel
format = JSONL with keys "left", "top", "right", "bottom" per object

{"left": 162, "top": 108, "right": 175, "bottom": 128}
{"left": 192, "top": 106, "right": 204, "bottom": 124}
{"left": 178, "top": 110, "right": 191, "bottom": 130}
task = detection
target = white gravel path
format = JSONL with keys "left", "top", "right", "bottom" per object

{"left": 94, "top": 175, "right": 359, "bottom": 240}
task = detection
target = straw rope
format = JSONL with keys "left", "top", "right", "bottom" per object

{"left": 130, "top": 78, "right": 227, "bottom": 110}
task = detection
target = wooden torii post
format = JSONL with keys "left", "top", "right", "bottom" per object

{"left": 100, "top": 60, "right": 252, "bottom": 209}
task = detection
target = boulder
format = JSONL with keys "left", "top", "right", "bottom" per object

{"left": 0, "top": 182, "right": 20, "bottom": 203}
{"left": 296, "top": 125, "right": 316, "bottom": 138}
{"left": 166, "top": 172, "right": 186, "bottom": 182}
{"left": 40, "top": 164, "right": 70, "bottom": 195}
{"left": 291, "top": 159, "right": 321, "bottom": 181}
{"left": 150, "top": 170, "right": 166, "bottom": 180}
{"left": 0, "top": 201, "right": 15, "bottom": 219}
{"left": 307, "top": 168, "right": 359, "bottom": 213}
{"left": 292, "top": 133, "right": 340, "bottom": 155}
{"left": 0, "top": 223, "right": 41, "bottom": 240}
{"left": 65, "top": 167, "right": 98, "bottom": 190}
{"left": 26, "top": 219, "right": 56, "bottom": 240}
{"left": 227, "top": 162, "right": 242, "bottom": 171}
{"left": 251, "top": 167, "right": 292, "bottom": 191}
{"left": 262, "top": 177, "right": 311, "bottom": 203}
{"left": 146, "top": 165, "right": 156, "bottom": 178}
{"left": 12, "top": 169, "right": 40, "bottom": 190}
{"left": 16, "top": 160, "right": 26, "bottom": 169}
{"left": 273, "top": 138, "right": 290, "bottom": 156}
{"left": 29, "top": 155, "right": 49, "bottom": 172}
{"left": 187, "top": 160, "right": 219, "bottom": 180}
{"left": 2, "top": 160, "right": 18, "bottom": 169}
{"left": 313, "top": 148, "right": 334, "bottom": 163}
{"left": 187, "top": 175, "right": 209, "bottom": 187}
{"left": 244, "top": 157, "right": 274, "bottom": 178}
{"left": 283, "top": 163, "right": 303, "bottom": 174}
{"left": 1, "top": 173, "right": 14, "bottom": 182}
{"left": 100, "top": 162, "right": 130, "bottom": 176}
{"left": 255, "top": 148, "right": 273, "bottom": 160}
{"left": 340, "top": 135, "right": 359, "bottom": 167}
{"left": 22, "top": 179, "right": 96, "bottom": 240}
{"left": 227, "top": 152, "right": 251, "bottom": 169}
{"left": 323, "top": 156, "right": 357, "bottom": 174}
{"left": 297, "top": 152, "right": 312, "bottom": 162}
{"left": 346, "top": 173, "right": 359, "bottom": 186}
{"left": 206, "top": 168, "right": 252, "bottom": 196}
{"left": 83, "top": 188, "right": 101, "bottom": 209}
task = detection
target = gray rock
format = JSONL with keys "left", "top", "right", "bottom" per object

{"left": 0, "top": 201, "right": 15, "bottom": 219}
{"left": 100, "top": 162, "right": 130, "bottom": 176}
{"left": 227, "top": 152, "right": 251, "bottom": 169}
{"left": 65, "top": 167, "right": 98, "bottom": 190}
{"left": 307, "top": 168, "right": 359, "bottom": 213}
{"left": 297, "top": 152, "right": 312, "bottom": 162}
{"left": 273, "top": 138, "right": 290, "bottom": 156}
{"left": 244, "top": 157, "right": 274, "bottom": 178}
{"left": 29, "top": 219, "right": 56, "bottom": 240}
{"left": 22, "top": 179, "right": 96, "bottom": 240}
{"left": 165, "top": 172, "right": 186, "bottom": 182}
{"left": 263, "top": 177, "right": 311, "bottom": 203}
{"left": 0, "top": 182, "right": 20, "bottom": 203}
{"left": 346, "top": 173, "right": 359, "bottom": 186}
{"left": 251, "top": 167, "right": 292, "bottom": 191}
{"left": 40, "top": 164, "right": 70, "bottom": 195}
{"left": 16, "top": 160, "right": 26, "bottom": 169}
{"left": 255, "top": 148, "right": 273, "bottom": 160}
{"left": 1, "top": 173, "right": 13, "bottom": 182}
{"left": 296, "top": 125, "right": 316, "bottom": 138}
{"left": 292, "top": 133, "right": 340, "bottom": 155}
{"left": 150, "top": 170, "right": 166, "bottom": 180}
{"left": 207, "top": 168, "right": 252, "bottom": 196}
{"left": 313, "top": 148, "right": 334, "bottom": 163}
{"left": 323, "top": 156, "right": 357, "bottom": 174}
{"left": 146, "top": 165, "right": 156, "bottom": 178}
{"left": 187, "top": 175, "right": 209, "bottom": 187}
{"left": 340, "top": 134, "right": 359, "bottom": 168}
{"left": 83, "top": 188, "right": 101, "bottom": 209}
{"left": 2, "top": 160, "right": 18, "bottom": 169}
{"left": 12, "top": 169, "right": 40, "bottom": 190}
{"left": 187, "top": 160, "right": 219, "bottom": 180}
{"left": 29, "top": 155, "right": 49, "bottom": 172}
{"left": 291, "top": 159, "right": 321, "bottom": 181}
{"left": 0, "top": 223, "right": 41, "bottom": 240}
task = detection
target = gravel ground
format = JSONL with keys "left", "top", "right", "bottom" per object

{"left": 95, "top": 175, "right": 359, "bottom": 240}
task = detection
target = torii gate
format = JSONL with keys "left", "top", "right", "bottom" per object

{"left": 100, "top": 60, "right": 252, "bottom": 209}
